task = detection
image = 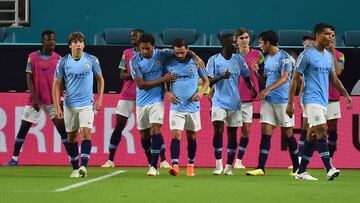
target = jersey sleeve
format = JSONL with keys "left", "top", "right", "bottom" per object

{"left": 280, "top": 54, "right": 293, "bottom": 73}
{"left": 198, "top": 67, "right": 206, "bottom": 79}
{"left": 92, "top": 56, "right": 102, "bottom": 74}
{"left": 26, "top": 57, "right": 32, "bottom": 73}
{"left": 130, "top": 56, "right": 143, "bottom": 79}
{"left": 295, "top": 52, "right": 308, "bottom": 75}
{"left": 206, "top": 56, "right": 215, "bottom": 78}
{"left": 239, "top": 57, "right": 250, "bottom": 78}
{"left": 118, "top": 54, "right": 126, "bottom": 70}
{"left": 258, "top": 52, "right": 265, "bottom": 65}
{"left": 337, "top": 52, "right": 345, "bottom": 68}
{"left": 55, "top": 58, "right": 65, "bottom": 79}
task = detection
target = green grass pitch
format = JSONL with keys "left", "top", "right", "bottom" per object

{"left": 0, "top": 166, "right": 359, "bottom": 203}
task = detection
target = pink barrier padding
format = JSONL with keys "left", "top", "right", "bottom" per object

{"left": 0, "top": 93, "right": 359, "bottom": 168}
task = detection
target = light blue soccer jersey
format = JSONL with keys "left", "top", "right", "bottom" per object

{"left": 296, "top": 46, "right": 335, "bottom": 108}
{"left": 263, "top": 50, "right": 292, "bottom": 104}
{"left": 166, "top": 57, "right": 206, "bottom": 112}
{"left": 55, "top": 52, "right": 102, "bottom": 107}
{"left": 130, "top": 48, "right": 173, "bottom": 107}
{"left": 206, "top": 53, "right": 250, "bottom": 110}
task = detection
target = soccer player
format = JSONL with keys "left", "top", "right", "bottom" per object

{"left": 130, "top": 33, "right": 203, "bottom": 176}
{"left": 207, "top": 34, "right": 257, "bottom": 175}
{"left": 3, "top": 30, "right": 71, "bottom": 166}
{"left": 326, "top": 26, "right": 346, "bottom": 161}
{"left": 101, "top": 29, "right": 170, "bottom": 168}
{"left": 165, "top": 38, "right": 209, "bottom": 176}
{"left": 297, "top": 34, "right": 316, "bottom": 161}
{"left": 53, "top": 32, "right": 105, "bottom": 178}
{"left": 246, "top": 30, "right": 299, "bottom": 176}
{"left": 287, "top": 23, "right": 352, "bottom": 181}
{"left": 233, "top": 28, "right": 265, "bottom": 169}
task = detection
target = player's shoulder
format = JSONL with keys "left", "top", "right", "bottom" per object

{"left": 52, "top": 52, "right": 61, "bottom": 60}
{"left": 28, "top": 51, "right": 40, "bottom": 58}
{"left": 278, "top": 49, "right": 291, "bottom": 59}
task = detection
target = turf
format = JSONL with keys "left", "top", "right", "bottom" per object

{"left": 0, "top": 166, "right": 359, "bottom": 203}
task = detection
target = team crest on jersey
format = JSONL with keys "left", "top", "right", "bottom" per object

{"left": 274, "top": 62, "right": 279, "bottom": 67}
{"left": 84, "top": 63, "right": 91, "bottom": 69}
{"left": 188, "top": 66, "right": 195, "bottom": 72}
{"left": 155, "top": 60, "right": 161, "bottom": 65}
{"left": 233, "top": 64, "right": 239, "bottom": 69}
{"left": 328, "top": 60, "right": 333, "bottom": 65}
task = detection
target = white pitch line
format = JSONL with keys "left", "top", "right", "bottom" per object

{"left": 54, "top": 170, "right": 126, "bottom": 192}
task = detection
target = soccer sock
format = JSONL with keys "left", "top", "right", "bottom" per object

{"left": 328, "top": 130, "right": 338, "bottom": 158}
{"left": 298, "top": 140, "right": 315, "bottom": 174}
{"left": 108, "top": 123, "right": 125, "bottom": 161}
{"left": 12, "top": 120, "right": 32, "bottom": 157}
{"left": 141, "top": 136, "right": 151, "bottom": 165}
{"left": 187, "top": 138, "right": 197, "bottom": 165}
{"left": 226, "top": 136, "right": 237, "bottom": 165}
{"left": 257, "top": 134, "right": 271, "bottom": 171}
{"left": 81, "top": 140, "right": 92, "bottom": 167}
{"left": 213, "top": 133, "right": 223, "bottom": 160}
{"left": 237, "top": 137, "right": 249, "bottom": 160}
{"left": 170, "top": 138, "right": 180, "bottom": 165}
{"left": 298, "top": 130, "right": 307, "bottom": 157}
{"left": 286, "top": 135, "right": 299, "bottom": 173}
{"left": 316, "top": 138, "right": 332, "bottom": 172}
{"left": 69, "top": 142, "right": 79, "bottom": 170}
{"left": 159, "top": 135, "right": 166, "bottom": 162}
{"left": 150, "top": 134, "right": 162, "bottom": 168}
{"left": 54, "top": 121, "right": 71, "bottom": 157}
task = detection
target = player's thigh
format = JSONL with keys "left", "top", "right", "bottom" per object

{"left": 305, "top": 104, "right": 327, "bottom": 128}
{"left": 64, "top": 107, "right": 79, "bottom": 132}
{"left": 116, "top": 100, "right": 135, "bottom": 118}
{"left": 274, "top": 103, "right": 294, "bottom": 128}
{"left": 148, "top": 102, "right": 164, "bottom": 125}
{"left": 326, "top": 101, "right": 341, "bottom": 120}
{"left": 169, "top": 110, "right": 186, "bottom": 131}
{"left": 241, "top": 102, "right": 253, "bottom": 123}
{"left": 184, "top": 111, "right": 201, "bottom": 132}
{"left": 21, "top": 105, "right": 41, "bottom": 123}
{"left": 211, "top": 107, "right": 227, "bottom": 123}
{"left": 225, "top": 109, "right": 242, "bottom": 127}
{"left": 260, "top": 100, "right": 276, "bottom": 126}
{"left": 42, "top": 104, "right": 56, "bottom": 120}
{"left": 136, "top": 105, "right": 150, "bottom": 130}
{"left": 78, "top": 105, "right": 94, "bottom": 129}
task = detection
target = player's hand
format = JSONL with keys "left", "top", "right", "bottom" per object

{"left": 192, "top": 92, "right": 203, "bottom": 101}
{"left": 328, "top": 40, "right": 335, "bottom": 54}
{"left": 207, "top": 87, "right": 214, "bottom": 101}
{"left": 222, "top": 70, "right": 231, "bottom": 79}
{"left": 286, "top": 103, "right": 295, "bottom": 118}
{"left": 251, "top": 89, "right": 258, "bottom": 99}
{"left": 54, "top": 106, "right": 63, "bottom": 119}
{"left": 162, "top": 72, "right": 178, "bottom": 83}
{"left": 256, "top": 88, "right": 269, "bottom": 100}
{"left": 165, "top": 91, "right": 179, "bottom": 104}
{"left": 346, "top": 96, "right": 353, "bottom": 109}
{"left": 251, "top": 61, "right": 259, "bottom": 72}
{"left": 94, "top": 99, "right": 103, "bottom": 111}
{"left": 32, "top": 97, "right": 41, "bottom": 112}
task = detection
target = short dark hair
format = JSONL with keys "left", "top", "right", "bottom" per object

{"left": 235, "top": 28, "right": 250, "bottom": 38}
{"left": 258, "top": 30, "right": 278, "bottom": 46}
{"left": 172, "top": 38, "right": 188, "bottom": 49}
{"left": 132, "top": 28, "right": 145, "bottom": 35}
{"left": 220, "top": 33, "right": 234, "bottom": 45}
{"left": 139, "top": 33, "right": 155, "bottom": 45}
{"left": 314, "top": 23, "right": 333, "bottom": 34}
{"left": 68, "top": 32, "right": 85, "bottom": 45}
{"left": 41, "top": 30, "right": 55, "bottom": 40}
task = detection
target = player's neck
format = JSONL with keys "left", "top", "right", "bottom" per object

{"left": 41, "top": 49, "right": 52, "bottom": 56}
{"left": 71, "top": 52, "right": 83, "bottom": 60}
{"left": 134, "top": 45, "right": 140, "bottom": 52}
{"left": 221, "top": 49, "right": 233, "bottom": 60}
{"left": 314, "top": 42, "right": 326, "bottom": 53}
{"left": 269, "top": 46, "right": 280, "bottom": 56}
{"left": 239, "top": 46, "right": 250, "bottom": 55}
